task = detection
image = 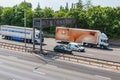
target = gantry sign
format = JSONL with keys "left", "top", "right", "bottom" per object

{"left": 33, "top": 18, "right": 76, "bottom": 52}
{"left": 34, "top": 18, "right": 75, "bottom": 28}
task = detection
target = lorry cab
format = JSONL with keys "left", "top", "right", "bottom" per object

{"left": 98, "top": 33, "right": 109, "bottom": 48}
{"left": 34, "top": 30, "right": 44, "bottom": 43}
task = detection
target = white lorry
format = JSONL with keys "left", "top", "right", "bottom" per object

{"left": 56, "top": 27, "right": 109, "bottom": 48}
{"left": 0, "top": 25, "right": 44, "bottom": 43}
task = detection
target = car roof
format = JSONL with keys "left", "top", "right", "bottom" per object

{"left": 69, "top": 42, "right": 78, "bottom": 45}
{"left": 56, "top": 45, "right": 64, "bottom": 47}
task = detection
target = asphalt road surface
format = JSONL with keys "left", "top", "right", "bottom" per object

{"left": 0, "top": 36, "right": 120, "bottom": 62}
{"left": 0, "top": 48, "right": 120, "bottom": 80}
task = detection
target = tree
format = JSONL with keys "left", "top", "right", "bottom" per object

{"left": 84, "top": 0, "right": 92, "bottom": 10}
{"left": 54, "top": 11, "right": 66, "bottom": 18}
{"left": 0, "top": 6, "right": 3, "bottom": 24}
{"left": 76, "top": 0, "right": 83, "bottom": 9}
{"left": 71, "top": 3, "right": 74, "bottom": 9}
{"left": 12, "top": 1, "right": 33, "bottom": 27}
{"left": 1, "top": 7, "right": 14, "bottom": 25}
{"left": 65, "top": 2, "right": 69, "bottom": 11}
{"left": 66, "top": 8, "right": 81, "bottom": 27}
{"left": 78, "top": 11, "right": 89, "bottom": 28}
{"left": 59, "top": 5, "right": 65, "bottom": 11}
{"left": 34, "top": 3, "right": 44, "bottom": 18}
{"left": 19, "top": 1, "right": 32, "bottom": 9}
{"left": 43, "top": 7, "right": 54, "bottom": 18}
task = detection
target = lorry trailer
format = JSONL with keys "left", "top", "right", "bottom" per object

{"left": 0, "top": 25, "right": 44, "bottom": 43}
{"left": 56, "top": 27, "right": 109, "bottom": 48}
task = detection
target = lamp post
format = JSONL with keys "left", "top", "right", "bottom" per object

{"left": 24, "top": 0, "right": 26, "bottom": 51}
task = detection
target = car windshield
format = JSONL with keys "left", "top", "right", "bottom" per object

{"left": 75, "top": 45, "right": 79, "bottom": 48}
{"left": 104, "top": 40, "right": 108, "bottom": 43}
{"left": 62, "top": 46, "right": 68, "bottom": 50}
{"left": 60, "top": 46, "right": 64, "bottom": 49}
{"left": 101, "top": 40, "right": 108, "bottom": 43}
{"left": 79, "top": 45, "right": 83, "bottom": 47}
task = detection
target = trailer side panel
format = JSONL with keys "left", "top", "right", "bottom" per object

{"left": 56, "top": 27, "right": 99, "bottom": 44}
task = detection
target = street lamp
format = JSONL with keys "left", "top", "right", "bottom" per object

{"left": 24, "top": 0, "right": 27, "bottom": 51}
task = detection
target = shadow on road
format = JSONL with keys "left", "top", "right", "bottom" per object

{"left": 33, "top": 50, "right": 59, "bottom": 61}
{"left": 86, "top": 46, "right": 113, "bottom": 51}
{"left": 57, "top": 41, "right": 69, "bottom": 45}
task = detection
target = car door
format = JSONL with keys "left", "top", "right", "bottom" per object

{"left": 59, "top": 46, "right": 65, "bottom": 53}
{"left": 69, "top": 44, "right": 74, "bottom": 50}
{"left": 72, "top": 45, "right": 76, "bottom": 50}
{"left": 74, "top": 45, "right": 79, "bottom": 51}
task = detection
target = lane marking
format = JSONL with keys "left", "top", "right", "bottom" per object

{"left": 33, "top": 70, "right": 46, "bottom": 75}
{"left": 95, "top": 75, "right": 111, "bottom": 80}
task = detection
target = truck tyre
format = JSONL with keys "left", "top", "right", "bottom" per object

{"left": 8, "top": 36, "right": 11, "bottom": 40}
{"left": 4, "top": 36, "right": 7, "bottom": 39}
{"left": 87, "top": 44, "right": 93, "bottom": 48}
{"left": 100, "top": 45, "right": 104, "bottom": 49}
{"left": 27, "top": 39, "right": 31, "bottom": 43}
{"left": 82, "top": 42, "right": 86, "bottom": 46}
{"left": 6, "top": 36, "right": 8, "bottom": 39}
{"left": 103, "top": 46, "right": 108, "bottom": 49}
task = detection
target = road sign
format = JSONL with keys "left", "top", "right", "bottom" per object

{"left": 33, "top": 18, "right": 76, "bottom": 28}
{"left": 33, "top": 18, "right": 76, "bottom": 52}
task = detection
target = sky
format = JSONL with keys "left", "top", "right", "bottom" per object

{"left": 0, "top": 0, "right": 120, "bottom": 10}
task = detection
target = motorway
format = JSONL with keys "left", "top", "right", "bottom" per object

{"left": 0, "top": 48, "right": 120, "bottom": 80}
{"left": 1, "top": 36, "right": 120, "bottom": 62}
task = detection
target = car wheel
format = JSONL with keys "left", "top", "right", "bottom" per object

{"left": 100, "top": 45, "right": 104, "bottom": 49}
{"left": 79, "top": 49, "right": 81, "bottom": 52}
{"left": 69, "top": 51, "right": 72, "bottom": 54}
{"left": 54, "top": 49, "right": 57, "bottom": 52}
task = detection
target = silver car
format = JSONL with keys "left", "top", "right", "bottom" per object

{"left": 67, "top": 42, "right": 85, "bottom": 52}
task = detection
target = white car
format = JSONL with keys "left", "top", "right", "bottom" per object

{"left": 67, "top": 42, "right": 85, "bottom": 52}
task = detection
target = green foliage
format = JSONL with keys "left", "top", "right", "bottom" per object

{"left": 65, "top": 2, "right": 69, "bottom": 11}
{"left": 0, "top": 6, "right": 3, "bottom": 24}
{"left": 43, "top": 27, "right": 56, "bottom": 34}
{"left": 76, "top": 0, "right": 83, "bottom": 9}
{"left": 19, "top": 1, "right": 32, "bottom": 9}
{"left": 0, "top": 1, "right": 120, "bottom": 39}
{"left": 43, "top": 7, "right": 54, "bottom": 18}
{"left": 26, "top": 8, "right": 34, "bottom": 27}
{"left": 54, "top": 11, "right": 66, "bottom": 18}
{"left": 1, "top": 7, "right": 14, "bottom": 25}
{"left": 34, "top": 3, "right": 44, "bottom": 18}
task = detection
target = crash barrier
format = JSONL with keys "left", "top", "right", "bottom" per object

{"left": 0, "top": 42, "right": 33, "bottom": 53}
{"left": 0, "top": 41, "right": 120, "bottom": 71}
{"left": 56, "top": 54, "right": 120, "bottom": 71}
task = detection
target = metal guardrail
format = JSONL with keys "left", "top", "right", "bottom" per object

{"left": 57, "top": 54, "right": 120, "bottom": 70}
{"left": 0, "top": 41, "right": 120, "bottom": 71}
{"left": 0, "top": 42, "right": 33, "bottom": 53}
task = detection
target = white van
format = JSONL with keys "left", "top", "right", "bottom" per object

{"left": 67, "top": 42, "right": 85, "bottom": 52}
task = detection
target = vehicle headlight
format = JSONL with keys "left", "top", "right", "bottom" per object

{"left": 80, "top": 47, "right": 84, "bottom": 49}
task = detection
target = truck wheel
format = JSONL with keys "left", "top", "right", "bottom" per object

{"left": 103, "top": 46, "right": 108, "bottom": 49}
{"left": 100, "top": 45, "right": 104, "bottom": 49}
{"left": 88, "top": 44, "right": 93, "bottom": 48}
{"left": 28, "top": 39, "right": 32, "bottom": 43}
{"left": 8, "top": 36, "right": 11, "bottom": 40}
{"left": 6, "top": 36, "right": 9, "bottom": 39}
{"left": 4, "top": 36, "right": 7, "bottom": 39}
{"left": 82, "top": 42, "right": 86, "bottom": 46}
{"left": 29, "top": 40, "right": 32, "bottom": 43}
{"left": 27, "top": 39, "right": 29, "bottom": 43}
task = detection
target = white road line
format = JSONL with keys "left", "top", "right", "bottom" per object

{"left": 33, "top": 70, "right": 46, "bottom": 75}
{"left": 95, "top": 75, "right": 111, "bottom": 80}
